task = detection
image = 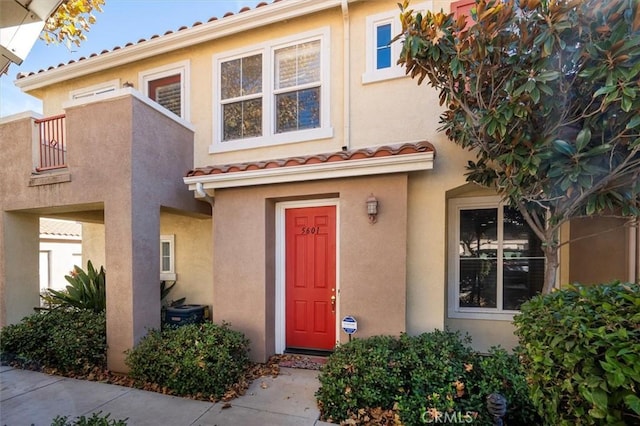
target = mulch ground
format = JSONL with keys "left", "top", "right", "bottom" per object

{"left": 3, "top": 353, "right": 326, "bottom": 404}
{"left": 6, "top": 354, "right": 399, "bottom": 424}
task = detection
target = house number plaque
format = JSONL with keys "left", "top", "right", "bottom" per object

{"left": 300, "top": 226, "right": 320, "bottom": 235}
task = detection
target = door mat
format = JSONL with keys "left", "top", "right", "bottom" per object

{"left": 271, "top": 354, "right": 327, "bottom": 370}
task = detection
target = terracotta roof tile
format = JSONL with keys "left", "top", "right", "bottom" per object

{"left": 186, "top": 141, "right": 436, "bottom": 177}
{"left": 16, "top": 1, "right": 277, "bottom": 80}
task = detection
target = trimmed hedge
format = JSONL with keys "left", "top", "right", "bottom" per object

{"left": 0, "top": 309, "right": 106, "bottom": 374}
{"left": 125, "top": 322, "right": 250, "bottom": 398}
{"left": 514, "top": 282, "right": 640, "bottom": 425}
{"left": 316, "top": 330, "right": 538, "bottom": 425}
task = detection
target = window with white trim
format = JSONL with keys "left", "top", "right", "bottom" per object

{"left": 212, "top": 28, "right": 332, "bottom": 153}
{"left": 140, "top": 60, "right": 190, "bottom": 120}
{"left": 448, "top": 197, "right": 544, "bottom": 320}
{"left": 70, "top": 79, "right": 119, "bottom": 100}
{"left": 363, "top": 3, "right": 432, "bottom": 84}
{"left": 160, "top": 235, "right": 176, "bottom": 281}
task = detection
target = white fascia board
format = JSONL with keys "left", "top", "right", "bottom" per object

{"left": 15, "top": 0, "right": 344, "bottom": 92}
{"left": 183, "top": 151, "right": 434, "bottom": 192}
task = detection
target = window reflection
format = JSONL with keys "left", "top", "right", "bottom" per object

{"left": 458, "top": 206, "right": 544, "bottom": 311}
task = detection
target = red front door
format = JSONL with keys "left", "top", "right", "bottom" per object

{"left": 285, "top": 206, "right": 336, "bottom": 351}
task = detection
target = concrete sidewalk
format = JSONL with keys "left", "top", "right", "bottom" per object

{"left": 0, "top": 365, "right": 332, "bottom": 426}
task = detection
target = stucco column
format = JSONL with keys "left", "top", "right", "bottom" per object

{"left": 0, "top": 212, "right": 40, "bottom": 327}
{"left": 104, "top": 201, "right": 161, "bottom": 372}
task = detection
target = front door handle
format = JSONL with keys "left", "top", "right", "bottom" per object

{"left": 330, "top": 294, "right": 336, "bottom": 313}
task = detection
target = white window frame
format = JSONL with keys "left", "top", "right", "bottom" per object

{"left": 70, "top": 79, "right": 120, "bottom": 100}
{"left": 362, "top": 2, "right": 432, "bottom": 84}
{"left": 160, "top": 234, "right": 176, "bottom": 281}
{"left": 139, "top": 60, "right": 190, "bottom": 121}
{"left": 447, "top": 196, "right": 544, "bottom": 321}
{"left": 211, "top": 27, "right": 332, "bottom": 153}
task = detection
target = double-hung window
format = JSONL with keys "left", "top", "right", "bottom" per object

{"left": 274, "top": 40, "right": 321, "bottom": 133}
{"left": 448, "top": 197, "right": 544, "bottom": 320}
{"left": 212, "top": 28, "right": 331, "bottom": 152}
{"left": 221, "top": 53, "right": 263, "bottom": 140}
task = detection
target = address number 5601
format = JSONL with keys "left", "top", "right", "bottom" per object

{"left": 300, "top": 226, "right": 320, "bottom": 235}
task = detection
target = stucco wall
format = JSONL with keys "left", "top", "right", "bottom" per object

{"left": 569, "top": 217, "right": 633, "bottom": 284}
{"left": 446, "top": 318, "right": 519, "bottom": 353}
{"left": 0, "top": 212, "right": 40, "bottom": 326}
{"left": 160, "top": 211, "right": 213, "bottom": 308}
{"left": 82, "top": 222, "right": 106, "bottom": 268}
{"left": 212, "top": 173, "right": 408, "bottom": 362}
{"left": 0, "top": 94, "right": 207, "bottom": 371}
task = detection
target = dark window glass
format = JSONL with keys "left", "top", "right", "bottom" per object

{"left": 457, "top": 206, "right": 544, "bottom": 310}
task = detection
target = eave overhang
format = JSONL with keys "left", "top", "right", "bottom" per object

{"left": 15, "top": 0, "right": 347, "bottom": 92}
{"left": 184, "top": 142, "right": 435, "bottom": 195}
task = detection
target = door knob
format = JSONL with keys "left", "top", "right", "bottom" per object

{"left": 330, "top": 294, "right": 336, "bottom": 312}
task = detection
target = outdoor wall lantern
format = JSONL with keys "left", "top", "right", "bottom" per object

{"left": 366, "top": 194, "right": 379, "bottom": 224}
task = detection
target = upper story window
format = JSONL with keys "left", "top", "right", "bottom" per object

{"left": 375, "top": 23, "right": 392, "bottom": 70}
{"left": 451, "top": 0, "right": 476, "bottom": 26}
{"left": 139, "top": 60, "right": 190, "bottom": 120}
{"left": 448, "top": 197, "right": 545, "bottom": 320}
{"left": 212, "top": 28, "right": 332, "bottom": 153}
{"left": 149, "top": 74, "right": 181, "bottom": 117}
{"left": 274, "top": 40, "right": 321, "bottom": 133}
{"left": 221, "top": 53, "right": 263, "bottom": 141}
{"left": 363, "top": 3, "right": 432, "bottom": 84}
{"left": 70, "top": 79, "right": 119, "bottom": 100}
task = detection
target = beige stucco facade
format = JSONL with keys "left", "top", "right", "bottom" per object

{"left": 0, "top": 94, "right": 208, "bottom": 371}
{"left": 1, "top": 0, "right": 637, "bottom": 369}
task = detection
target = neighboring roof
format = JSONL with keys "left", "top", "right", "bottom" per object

{"left": 15, "top": 0, "right": 348, "bottom": 91}
{"left": 184, "top": 142, "right": 436, "bottom": 191}
{"left": 40, "top": 218, "right": 82, "bottom": 238}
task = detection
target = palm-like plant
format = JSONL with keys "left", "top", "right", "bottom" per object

{"left": 42, "top": 260, "right": 106, "bottom": 312}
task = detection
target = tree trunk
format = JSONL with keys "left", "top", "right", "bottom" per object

{"left": 542, "top": 244, "right": 560, "bottom": 294}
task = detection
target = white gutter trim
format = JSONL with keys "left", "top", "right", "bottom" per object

{"left": 15, "top": 0, "right": 344, "bottom": 92}
{"left": 183, "top": 151, "right": 434, "bottom": 192}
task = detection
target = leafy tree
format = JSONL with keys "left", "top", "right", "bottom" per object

{"left": 42, "top": 0, "right": 104, "bottom": 47}
{"left": 398, "top": 0, "right": 640, "bottom": 293}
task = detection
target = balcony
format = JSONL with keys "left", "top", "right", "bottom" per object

{"left": 35, "top": 114, "right": 67, "bottom": 171}
{"left": 0, "top": 89, "right": 202, "bottom": 206}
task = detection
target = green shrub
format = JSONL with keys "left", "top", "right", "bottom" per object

{"left": 42, "top": 261, "right": 106, "bottom": 312}
{"left": 514, "top": 282, "right": 640, "bottom": 425}
{"left": 0, "top": 309, "right": 106, "bottom": 374}
{"left": 316, "top": 335, "right": 406, "bottom": 420}
{"left": 51, "top": 412, "right": 127, "bottom": 426}
{"left": 316, "top": 330, "right": 538, "bottom": 425}
{"left": 125, "top": 322, "right": 250, "bottom": 398}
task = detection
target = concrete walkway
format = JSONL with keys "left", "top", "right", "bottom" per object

{"left": 0, "top": 365, "right": 333, "bottom": 426}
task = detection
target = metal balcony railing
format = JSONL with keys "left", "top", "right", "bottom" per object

{"left": 35, "top": 114, "right": 66, "bottom": 171}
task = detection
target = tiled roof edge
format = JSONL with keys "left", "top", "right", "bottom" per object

{"left": 186, "top": 141, "right": 436, "bottom": 177}
{"left": 16, "top": 1, "right": 276, "bottom": 80}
